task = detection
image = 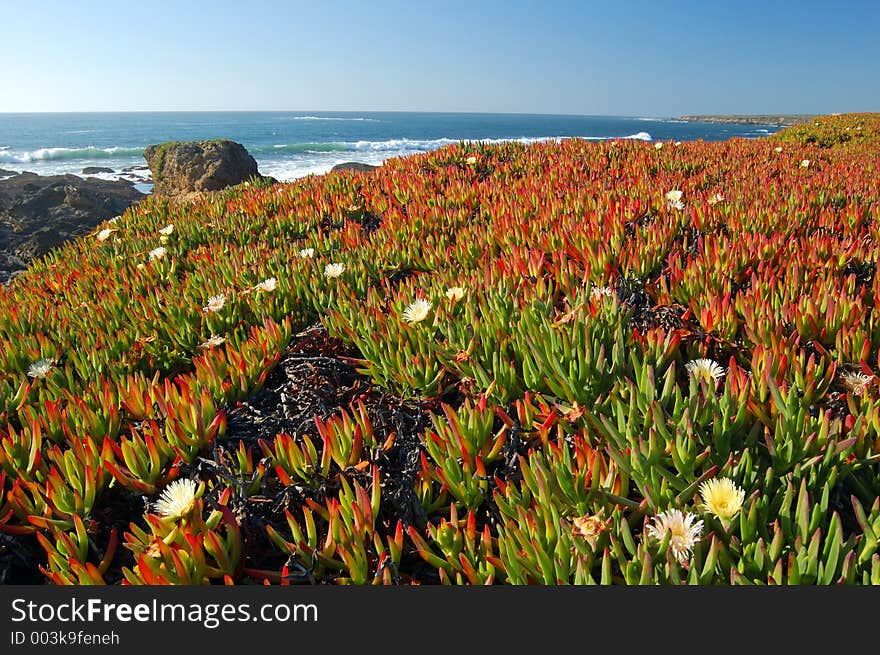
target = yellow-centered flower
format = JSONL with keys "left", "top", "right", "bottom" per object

{"left": 698, "top": 478, "right": 745, "bottom": 520}
{"left": 686, "top": 358, "right": 725, "bottom": 383}
{"left": 203, "top": 294, "right": 226, "bottom": 313}
{"left": 324, "top": 263, "right": 345, "bottom": 278}
{"left": 402, "top": 298, "right": 433, "bottom": 323}
{"left": 27, "top": 358, "right": 55, "bottom": 379}
{"left": 154, "top": 479, "right": 199, "bottom": 519}
{"left": 646, "top": 509, "right": 703, "bottom": 564}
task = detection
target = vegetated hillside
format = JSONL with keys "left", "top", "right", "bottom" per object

{"left": 771, "top": 112, "right": 880, "bottom": 148}
{"left": 0, "top": 114, "right": 879, "bottom": 585}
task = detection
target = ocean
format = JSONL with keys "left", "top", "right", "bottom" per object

{"left": 0, "top": 112, "right": 781, "bottom": 190}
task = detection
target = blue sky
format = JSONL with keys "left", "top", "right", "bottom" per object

{"left": 0, "top": 0, "right": 878, "bottom": 114}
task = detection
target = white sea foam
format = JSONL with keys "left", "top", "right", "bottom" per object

{"left": 0, "top": 145, "right": 144, "bottom": 163}
{"left": 287, "top": 116, "right": 381, "bottom": 122}
{"left": 635, "top": 117, "right": 686, "bottom": 123}
{"left": 261, "top": 133, "right": 657, "bottom": 156}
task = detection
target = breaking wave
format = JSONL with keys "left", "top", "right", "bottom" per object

{"left": 0, "top": 146, "right": 144, "bottom": 164}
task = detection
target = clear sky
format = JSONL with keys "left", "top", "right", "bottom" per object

{"left": 1, "top": 0, "right": 878, "bottom": 115}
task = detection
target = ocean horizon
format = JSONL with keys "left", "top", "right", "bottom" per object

{"left": 0, "top": 111, "right": 783, "bottom": 188}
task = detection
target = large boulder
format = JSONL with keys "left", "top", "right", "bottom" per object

{"left": 0, "top": 172, "right": 144, "bottom": 284}
{"left": 331, "top": 161, "right": 378, "bottom": 173}
{"left": 144, "top": 139, "right": 261, "bottom": 197}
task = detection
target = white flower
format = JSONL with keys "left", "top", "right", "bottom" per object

{"left": 590, "top": 286, "right": 614, "bottom": 301}
{"left": 800, "top": 159, "right": 811, "bottom": 168}
{"left": 674, "top": 141, "right": 682, "bottom": 146}
{"left": 199, "top": 334, "right": 226, "bottom": 349}
{"left": 466, "top": 155, "right": 478, "bottom": 165}
{"left": 708, "top": 193, "right": 725, "bottom": 205}
{"left": 654, "top": 142, "right": 663, "bottom": 149}
{"left": 154, "top": 479, "right": 199, "bottom": 519}
{"left": 108, "top": 215, "right": 121, "bottom": 224}
{"left": 27, "top": 358, "right": 55, "bottom": 379}
{"left": 840, "top": 371, "right": 873, "bottom": 397}
{"left": 445, "top": 286, "right": 465, "bottom": 301}
{"left": 255, "top": 277, "right": 277, "bottom": 293}
{"left": 203, "top": 294, "right": 226, "bottom": 313}
{"left": 299, "top": 248, "right": 315, "bottom": 258}
{"left": 402, "top": 298, "right": 433, "bottom": 324}
{"left": 148, "top": 246, "right": 166, "bottom": 261}
{"left": 324, "top": 263, "right": 345, "bottom": 278}
{"left": 774, "top": 146, "right": 783, "bottom": 152}
{"left": 159, "top": 224, "right": 174, "bottom": 236}
{"left": 698, "top": 478, "right": 745, "bottom": 521}
{"left": 96, "top": 228, "right": 114, "bottom": 242}
{"left": 686, "top": 358, "right": 726, "bottom": 383}
{"left": 666, "top": 189, "right": 685, "bottom": 210}
{"left": 646, "top": 509, "right": 703, "bottom": 564}
{"left": 686, "top": 358, "right": 726, "bottom": 384}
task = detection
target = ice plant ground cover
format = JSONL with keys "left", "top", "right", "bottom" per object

{"left": 1, "top": 113, "right": 879, "bottom": 585}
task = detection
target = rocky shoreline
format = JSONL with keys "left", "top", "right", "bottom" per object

{"left": 677, "top": 114, "right": 814, "bottom": 127}
{"left": 0, "top": 172, "right": 145, "bottom": 284}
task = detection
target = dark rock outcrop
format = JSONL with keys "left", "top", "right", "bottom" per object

{"left": 81, "top": 166, "right": 115, "bottom": 175}
{"left": 0, "top": 173, "right": 144, "bottom": 283}
{"left": 144, "top": 139, "right": 261, "bottom": 197}
{"left": 331, "top": 161, "right": 378, "bottom": 173}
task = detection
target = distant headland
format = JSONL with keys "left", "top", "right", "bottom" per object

{"left": 676, "top": 114, "right": 814, "bottom": 126}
